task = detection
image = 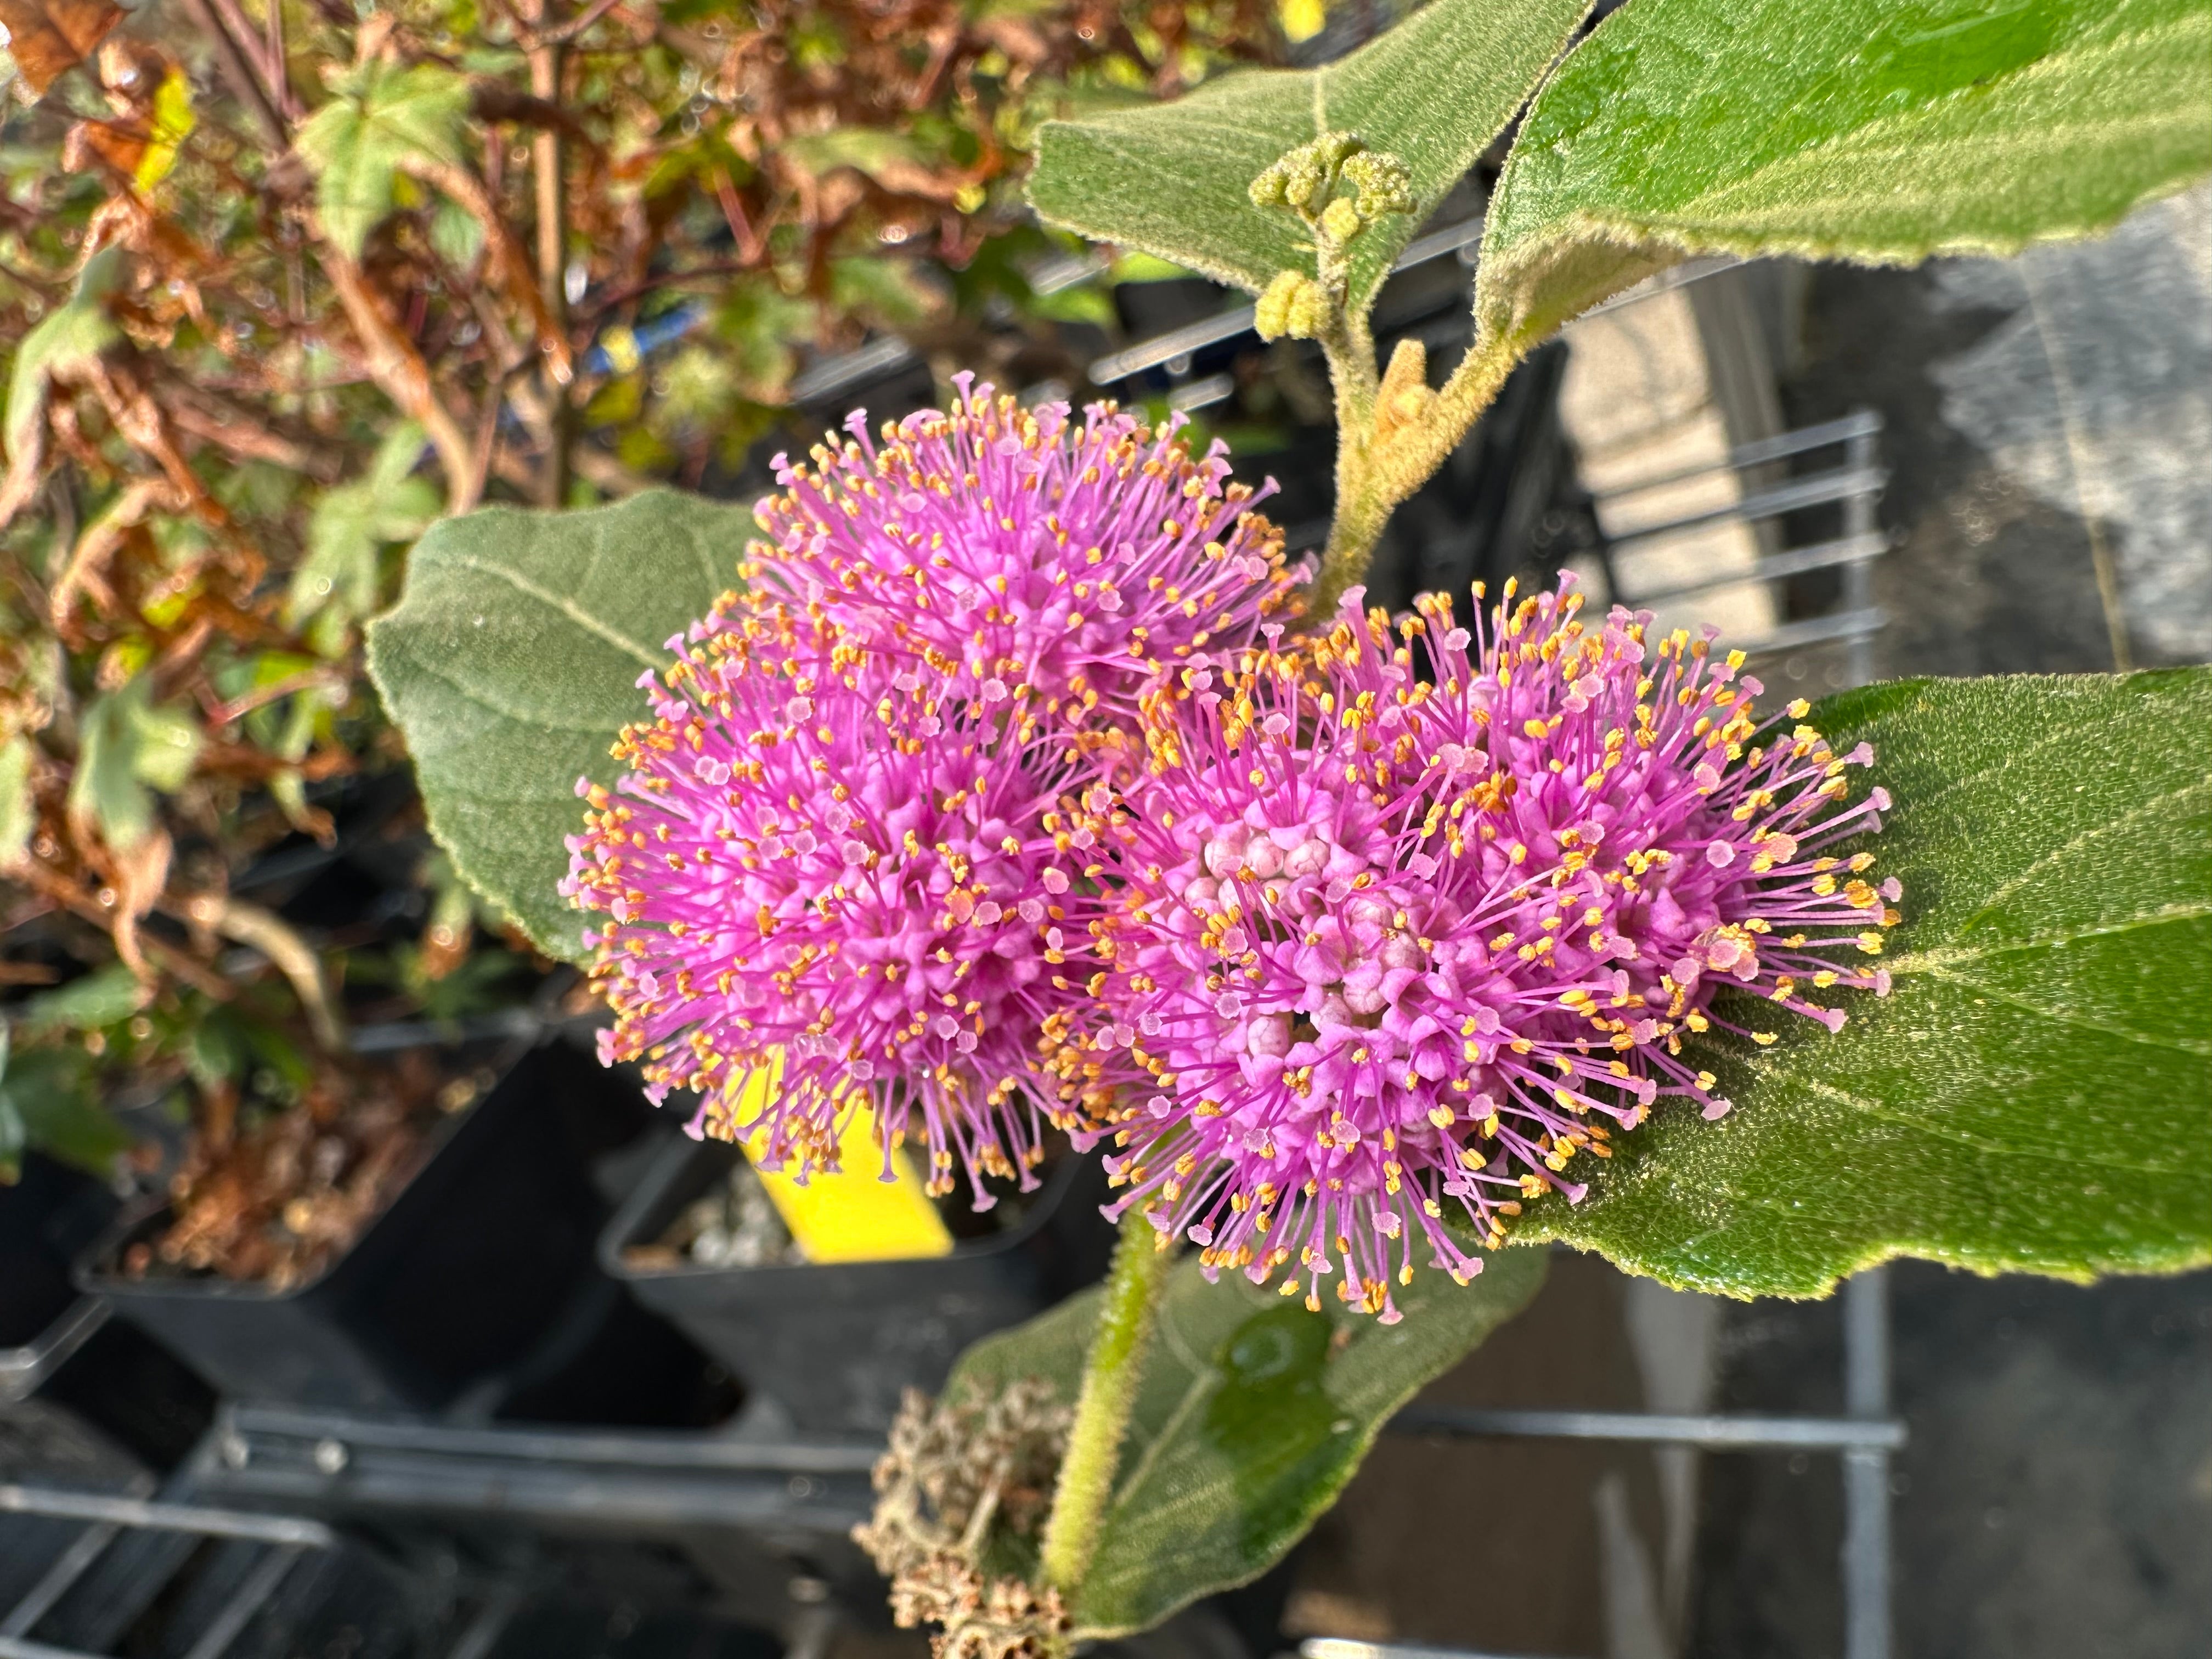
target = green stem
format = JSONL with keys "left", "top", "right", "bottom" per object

{"left": 1307, "top": 328, "right": 1525, "bottom": 620}
{"left": 1306, "top": 479, "right": 1396, "bottom": 621}
{"left": 1038, "top": 1208, "right": 1171, "bottom": 1595}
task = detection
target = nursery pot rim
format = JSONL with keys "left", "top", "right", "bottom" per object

{"left": 70, "top": 1036, "right": 524, "bottom": 1308}
{"left": 599, "top": 1128, "right": 1091, "bottom": 1283}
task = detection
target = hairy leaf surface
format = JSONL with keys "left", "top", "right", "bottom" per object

{"left": 1480, "top": 0, "right": 2212, "bottom": 351}
{"left": 1528, "top": 669, "right": 2212, "bottom": 1295}
{"left": 1028, "top": 0, "right": 1589, "bottom": 313}
{"left": 953, "top": 1244, "right": 1547, "bottom": 1635}
{"left": 366, "top": 492, "right": 749, "bottom": 959}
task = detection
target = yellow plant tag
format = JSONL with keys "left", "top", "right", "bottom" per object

{"left": 727, "top": 1058, "right": 955, "bottom": 1263}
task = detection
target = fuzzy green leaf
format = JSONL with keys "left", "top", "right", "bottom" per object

{"left": 1526, "top": 669, "right": 2212, "bottom": 1296}
{"left": 951, "top": 1244, "right": 1548, "bottom": 1636}
{"left": 296, "top": 61, "right": 471, "bottom": 261}
{"left": 365, "top": 490, "right": 752, "bottom": 960}
{"left": 1479, "top": 0, "right": 2212, "bottom": 353}
{"left": 1027, "top": 0, "right": 1590, "bottom": 314}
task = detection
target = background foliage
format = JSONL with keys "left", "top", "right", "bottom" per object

{"left": 0, "top": 0, "right": 1282, "bottom": 1193}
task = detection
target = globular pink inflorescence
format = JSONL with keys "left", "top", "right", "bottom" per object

{"left": 748, "top": 375, "right": 1300, "bottom": 737}
{"left": 1051, "top": 575, "right": 1898, "bottom": 1321}
{"left": 566, "top": 595, "right": 1110, "bottom": 1206}
{"left": 568, "top": 388, "right": 1296, "bottom": 1203}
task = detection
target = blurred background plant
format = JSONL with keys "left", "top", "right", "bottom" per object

{"left": 0, "top": 0, "right": 1283, "bottom": 1267}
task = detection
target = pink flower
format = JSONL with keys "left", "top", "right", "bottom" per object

{"left": 1054, "top": 577, "right": 1897, "bottom": 1321}
{"left": 567, "top": 596, "right": 1103, "bottom": 1205}
{"left": 747, "top": 376, "right": 1300, "bottom": 735}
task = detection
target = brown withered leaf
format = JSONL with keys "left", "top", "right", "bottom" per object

{"left": 0, "top": 0, "right": 125, "bottom": 98}
{"left": 64, "top": 117, "right": 148, "bottom": 182}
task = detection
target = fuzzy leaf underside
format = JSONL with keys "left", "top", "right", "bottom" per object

{"left": 1028, "top": 0, "right": 1591, "bottom": 314}
{"left": 364, "top": 491, "right": 751, "bottom": 960}
{"left": 952, "top": 1244, "right": 1548, "bottom": 1637}
{"left": 1479, "top": 0, "right": 2212, "bottom": 352}
{"left": 1526, "top": 669, "right": 2212, "bottom": 1297}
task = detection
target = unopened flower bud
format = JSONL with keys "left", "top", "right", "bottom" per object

{"left": 1254, "top": 269, "right": 1328, "bottom": 341}
{"left": 1317, "top": 130, "right": 1365, "bottom": 167}
{"left": 1280, "top": 157, "right": 1327, "bottom": 211}
{"left": 1319, "top": 196, "right": 1364, "bottom": 244}
{"left": 1341, "top": 150, "right": 1415, "bottom": 218}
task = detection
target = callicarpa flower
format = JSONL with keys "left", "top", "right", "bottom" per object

{"left": 1052, "top": 576, "right": 1899, "bottom": 1321}
{"left": 747, "top": 374, "right": 1299, "bottom": 736}
{"left": 565, "top": 594, "right": 1108, "bottom": 1206}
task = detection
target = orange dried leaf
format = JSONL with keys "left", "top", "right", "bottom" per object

{"left": 0, "top": 0, "right": 124, "bottom": 98}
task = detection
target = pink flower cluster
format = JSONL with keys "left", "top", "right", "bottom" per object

{"left": 1048, "top": 578, "right": 1897, "bottom": 1320}
{"left": 566, "top": 385, "right": 1293, "bottom": 1204}
{"left": 569, "top": 379, "right": 1898, "bottom": 1310}
{"left": 748, "top": 373, "right": 1297, "bottom": 725}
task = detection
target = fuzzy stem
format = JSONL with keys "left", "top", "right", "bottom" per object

{"left": 1307, "top": 328, "right": 1525, "bottom": 619}
{"left": 1038, "top": 1209, "right": 1171, "bottom": 1595}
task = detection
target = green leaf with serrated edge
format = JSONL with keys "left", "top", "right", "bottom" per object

{"left": 1027, "top": 0, "right": 1590, "bottom": 316}
{"left": 949, "top": 1244, "right": 1547, "bottom": 1637}
{"left": 296, "top": 61, "right": 470, "bottom": 261}
{"left": 292, "top": 421, "right": 436, "bottom": 626}
{"left": 4, "top": 246, "right": 122, "bottom": 458}
{"left": 1477, "top": 0, "right": 2212, "bottom": 355}
{"left": 70, "top": 689, "right": 152, "bottom": 848}
{"left": 365, "top": 491, "right": 751, "bottom": 961}
{"left": 1521, "top": 669, "right": 2212, "bottom": 1297}
{"left": 125, "top": 695, "right": 201, "bottom": 792}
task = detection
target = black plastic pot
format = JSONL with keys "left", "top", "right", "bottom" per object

{"left": 1, "top": 1153, "right": 117, "bottom": 1356}
{"left": 601, "top": 1135, "right": 1113, "bottom": 1432}
{"left": 1, "top": 1152, "right": 213, "bottom": 1476}
{"left": 77, "top": 1041, "right": 654, "bottom": 1413}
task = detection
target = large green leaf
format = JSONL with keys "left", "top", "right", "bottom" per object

{"left": 1526, "top": 669, "right": 2212, "bottom": 1296}
{"left": 1027, "top": 0, "right": 1590, "bottom": 315}
{"left": 952, "top": 1244, "right": 1548, "bottom": 1637}
{"left": 364, "top": 491, "right": 751, "bottom": 961}
{"left": 17, "top": 965, "right": 143, "bottom": 1036}
{"left": 3, "top": 1048, "right": 129, "bottom": 1176}
{"left": 1479, "top": 0, "right": 2212, "bottom": 353}
{"left": 296, "top": 60, "right": 471, "bottom": 261}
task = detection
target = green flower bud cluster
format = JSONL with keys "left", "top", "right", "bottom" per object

{"left": 1339, "top": 150, "right": 1414, "bottom": 219}
{"left": 1248, "top": 132, "right": 1415, "bottom": 245}
{"left": 1254, "top": 269, "right": 1328, "bottom": 341}
{"left": 1249, "top": 130, "right": 1365, "bottom": 214}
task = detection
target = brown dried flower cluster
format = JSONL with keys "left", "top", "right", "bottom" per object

{"left": 854, "top": 1378, "right": 1074, "bottom": 1659}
